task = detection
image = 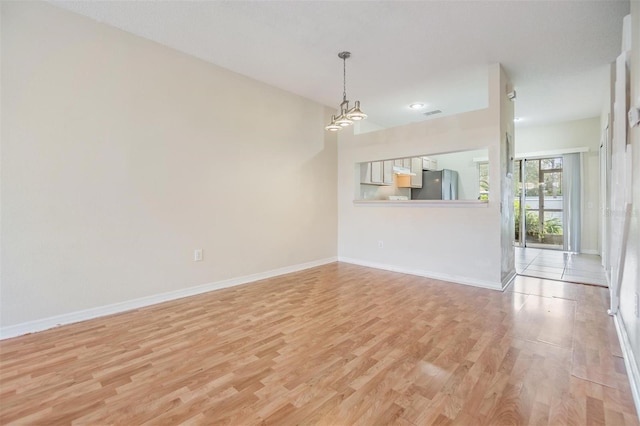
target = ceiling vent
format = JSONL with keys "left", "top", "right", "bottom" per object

{"left": 423, "top": 109, "right": 442, "bottom": 117}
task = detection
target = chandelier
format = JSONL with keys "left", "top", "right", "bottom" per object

{"left": 325, "top": 51, "right": 367, "bottom": 131}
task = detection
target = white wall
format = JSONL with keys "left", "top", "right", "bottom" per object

{"left": 515, "top": 118, "right": 601, "bottom": 253}
{"left": 0, "top": 1, "right": 337, "bottom": 329}
{"left": 337, "top": 65, "right": 514, "bottom": 290}
{"left": 615, "top": 2, "right": 640, "bottom": 411}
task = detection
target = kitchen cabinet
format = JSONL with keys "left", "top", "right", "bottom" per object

{"left": 360, "top": 161, "right": 391, "bottom": 186}
{"left": 371, "top": 161, "right": 383, "bottom": 184}
{"left": 411, "top": 157, "right": 423, "bottom": 188}
{"left": 422, "top": 157, "right": 438, "bottom": 170}
{"left": 397, "top": 157, "right": 423, "bottom": 188}
{"left": 383, "top": 160, "right": 394, "bottom": 185}
{"left": 360, "top": 162, "right": 372, "bottom": 184}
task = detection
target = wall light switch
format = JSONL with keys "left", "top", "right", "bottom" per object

{"left": 194, "top": 249, "right": 203, "bottom": 262}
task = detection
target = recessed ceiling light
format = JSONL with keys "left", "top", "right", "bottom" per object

{"left": 409, "top": 103, "right": 425, "bottom": 110}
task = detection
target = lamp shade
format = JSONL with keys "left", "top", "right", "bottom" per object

{"left": 347, "top": 100, "right": 367, "bottom": 121}
{"left": 325, "top": 115, "right": 341, "bottom": 131}
{"left": 335, "top": 108, "right": 353, "bottom": 127}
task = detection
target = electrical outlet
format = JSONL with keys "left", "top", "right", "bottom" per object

{"left": 194, "top": 249, "right": 203, "bottom": 262}
{"left": 378, "top": 240, "right": 384, "bottom": 249}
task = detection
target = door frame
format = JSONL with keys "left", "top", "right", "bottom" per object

{"left": 512, "top": 148, "right": 589, "bottom": 250}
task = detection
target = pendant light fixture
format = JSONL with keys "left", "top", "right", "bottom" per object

{"left": 325, "top": 51, "right": 367, "bottom": 131}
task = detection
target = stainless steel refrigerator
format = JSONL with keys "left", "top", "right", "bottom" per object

{"left": 411, "top": 169, "right": 459, "bottom": 200}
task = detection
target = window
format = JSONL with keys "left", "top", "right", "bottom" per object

{"left": 478, "top": 163, "right": 489, "bottom": 200}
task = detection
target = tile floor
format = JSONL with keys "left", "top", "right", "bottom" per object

{"left": 515, "top": 247, "right": 608, "bottom": 287}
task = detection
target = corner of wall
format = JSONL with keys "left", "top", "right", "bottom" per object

{"left": 610, "top": 3, "right": 640, "bottom": 420}
{"left": 498, "top": 65, "right": 516, "bottom": 283}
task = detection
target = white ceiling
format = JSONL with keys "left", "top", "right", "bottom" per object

{"left": 51, "top": 0, "right": 629, "bottom": 130}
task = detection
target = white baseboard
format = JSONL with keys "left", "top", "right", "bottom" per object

{"left": 613, "top": 314, "right": 640, "bottom": 420}
{"left": 338, "top": 257, "right": 503, "bottom": 291}
{"left": 0, "top": 257, "right": 338, "bottom": 340}
{"left": 502, "top": 270, "right": 517, "bottom": 290}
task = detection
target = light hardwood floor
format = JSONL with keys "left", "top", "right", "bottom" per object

{"left": 1, "top": 263, "right": 638, "bottom": 425}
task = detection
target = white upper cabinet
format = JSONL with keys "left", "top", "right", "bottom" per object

{"left": 383, "top": 160, "right": 394, "bottom": 185}
{"left": 422, "top": 157, "right": 438, "bottom": 170}
{"left": 395, "top": 157, "right": 423, "bottom": 188}
{"left": 411, "top": 157, "right": 423, "bottom": 188}
{"left": 370, "top": 161, "right": 383, "bottom": 184}
{"left": 361, "top": 161, "right": 392, "bottom": 186}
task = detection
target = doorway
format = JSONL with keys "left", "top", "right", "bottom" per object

{"left": 514, "top": 157, "right": 564, "bottom": 250}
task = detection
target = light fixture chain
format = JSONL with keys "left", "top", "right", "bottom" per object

{"left": 343, "top": 55, "right": 347, "bottom": 103}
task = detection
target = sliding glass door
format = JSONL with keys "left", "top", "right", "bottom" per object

{"left": 515, "top": 157, "right": 564, "bottom": 250}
